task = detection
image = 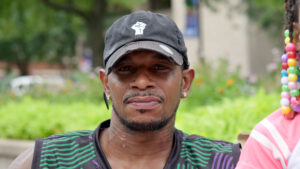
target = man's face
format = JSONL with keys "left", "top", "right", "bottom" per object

{"left": 100, "top": 50, "right": 194, "bottom": 131}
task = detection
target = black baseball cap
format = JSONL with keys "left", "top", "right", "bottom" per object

{"left": 103, "top": 11, "right": 189, "bottom": 74}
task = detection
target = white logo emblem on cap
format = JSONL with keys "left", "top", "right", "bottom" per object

{"left": 159, "top": 44, "right": 173, "bottom": 55}
{"left": 131, "top": 22, "right": 146, "bottom": 35}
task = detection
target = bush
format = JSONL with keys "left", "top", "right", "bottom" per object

{"left": 0, "top": 89, "right": 280, "bottom": 141}
{"left": 0, "top": 60, "right": 282, "bottom": 141}
{"left": 189, "top": 59, "right": 257, "bottom": 106}
{"left": 0, "top": 96, "right": 110, "bottom": 140}
{"left": 176, "top": 89, "right": 280, "bottom": 142}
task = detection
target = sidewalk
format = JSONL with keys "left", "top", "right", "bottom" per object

{"left": 0, "top": 139, "right": 34, "bottom": 169}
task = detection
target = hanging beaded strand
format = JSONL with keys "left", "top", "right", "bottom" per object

{"left": 281, "top": 0, "right": 299, "bottom": 119}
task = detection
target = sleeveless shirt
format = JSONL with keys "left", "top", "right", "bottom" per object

{"left": 32, "top": 120, "right": 240, "bottom": 169}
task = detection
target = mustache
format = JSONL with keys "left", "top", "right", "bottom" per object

{"left": 123, "top": 91, "right": 165, "bottom": 103}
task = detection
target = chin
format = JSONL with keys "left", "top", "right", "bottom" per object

{"left": 113, "top": 105, "right": 174, "bottom": 131}
{"left": 122, "top": 119, "right": 169, "bottom": 131}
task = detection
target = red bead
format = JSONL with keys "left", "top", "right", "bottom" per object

{"left": 284, "top": 110, "right": 295, "bottom": 119}
{"left": 288, "top": 51, "right": 297, "bottom": 58}
{"left": 282, "top": 62, "right": 288, "bottom": 69}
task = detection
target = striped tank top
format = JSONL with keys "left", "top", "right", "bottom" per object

{"left": 32, "top": 120, "right": 240, "bottom": 169}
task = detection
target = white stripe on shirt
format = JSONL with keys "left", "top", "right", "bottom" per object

{"left": 251, "top": 130, "right": 287, "bottom": 169}
{"left": 261, "top": 119, "right": 291, "bottom": 159}
{"left": 287, "top": 137, "right": 300, "bottom": 169}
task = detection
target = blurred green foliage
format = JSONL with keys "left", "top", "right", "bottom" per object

{"left": 244, "top": 0, "right": 285, "bottom": 39}
{"left": 0, "top": 0, "right": 81, "bottom": 75}
{"left": 0, "top": 97, "right": 110, "bottom": 140}
{"left": 188, "top": 59, "right": 256, "bottom": 106}
{"left": 0, "top": 0, "right": 147, "bottom": 75}
{"left": 0, "top": 89, "right": 278, "bottom": 142}
{"left": 0, "top": 59, "right": 281, "bottom": 141}
{"left": 177, "top": 89, "right": 279, "bottom": 142}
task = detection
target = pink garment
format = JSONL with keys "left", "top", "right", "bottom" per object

{"left": 236, "top": 108, "right": 300, "bottom": 169}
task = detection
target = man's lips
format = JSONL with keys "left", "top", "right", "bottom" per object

{"left": 125, "top": 96, "right": 162, "bottom": 110}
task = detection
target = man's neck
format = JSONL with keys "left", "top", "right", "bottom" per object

{"left": 99, "top": 116, "right": 175, "bottom": 169}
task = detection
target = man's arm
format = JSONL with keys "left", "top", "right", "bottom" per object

{"left": 8, "top": 146, "right": 34, "bottom": 169}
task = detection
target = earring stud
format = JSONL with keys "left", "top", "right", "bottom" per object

{"left": 103, "top": 92, "right": 109, "bottom": 110}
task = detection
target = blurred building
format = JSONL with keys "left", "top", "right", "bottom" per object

{"left": 138, "top": 0, "right": 279, "bottom": 77}
{"left": 0, "top": 0, "right": 279, "bottom": 78}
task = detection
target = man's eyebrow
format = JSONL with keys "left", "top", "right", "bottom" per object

{"left": 115, "top": 55, "right": 132, "bottom": 64}
{"left": 152, "top": 53, "right": 172, "bottom": 62}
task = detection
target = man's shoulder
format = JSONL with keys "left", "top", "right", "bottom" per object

{"left": 32, "top": 130, "right": 98, "bottom": 169}
{"left": 180, "top": 133, "right": 240, "bottom": 154}
{"left": 37, "top": 130, "right": 95, "bottom": 145}
{"left": 175, "top": 130, "right": 241, "bottom": 169}
{"left": 43, "top": 130, "right": 94, "bottom": 140}
{"left": 37, "top": 130, "right": 95, "bottom": 154}
{"left": 8, "top": 130, "right": 96, "bottom": 169}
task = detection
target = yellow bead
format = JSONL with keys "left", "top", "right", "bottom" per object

{"left": 288, "top": 73, "right": 298, "bottom": 81}
{"left": 285, "top": 37, "right": 290, "bottom": 44}
{"left": 281, "top": 106, "right": 291, "bottom": 114}
{"left": 288, "top": 58, "right": 297, "bottom": 66}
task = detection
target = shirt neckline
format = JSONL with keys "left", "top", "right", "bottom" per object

{"left": 92, "top": 119, "right": 181, "bottom": 169}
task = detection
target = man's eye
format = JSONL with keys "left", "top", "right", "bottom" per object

{"left": 154, "top": 65, "right": 168, "bottom": 70}
{"left": 118, "top": 66, "right": 132, "bottom": 72}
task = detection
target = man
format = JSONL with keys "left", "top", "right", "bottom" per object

{"left": 9, "top": 11, "right": 240, "bottom": 169}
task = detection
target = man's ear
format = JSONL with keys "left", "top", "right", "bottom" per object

{"left": 181, "top": 69, "right": 195, "bottom": 98}
{"left": 99, "top": 69, "right": 110, "bottom": 96}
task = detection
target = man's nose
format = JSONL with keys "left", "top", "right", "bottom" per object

{"left": 130, "top": 72, "right": 154, "bottom": 90}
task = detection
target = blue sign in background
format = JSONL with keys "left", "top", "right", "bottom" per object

{"left": 184, "top": 12, "right": 199, "bottom": 38}
{"left": 184, "top": 0, "right": 199, "bottom": 38}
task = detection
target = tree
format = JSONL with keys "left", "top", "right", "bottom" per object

{"left": 41, "top": 0, "right": 145, "bottom": 68}
{"left": 0, "top": 0, "right": 81, "bottom": 75}
{"left": 242, "top": 0, "right": 284, "bottom": 38}
{"left": 0, "top": 0, "right": 146, "bottom": 75}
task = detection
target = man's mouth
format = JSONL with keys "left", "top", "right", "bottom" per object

{"left": 125, "top": 96, "right": 162, "bottom": 110}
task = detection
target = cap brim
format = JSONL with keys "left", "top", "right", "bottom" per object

{"left": 105, "top": 41, "right": 183, "bottom": 73}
